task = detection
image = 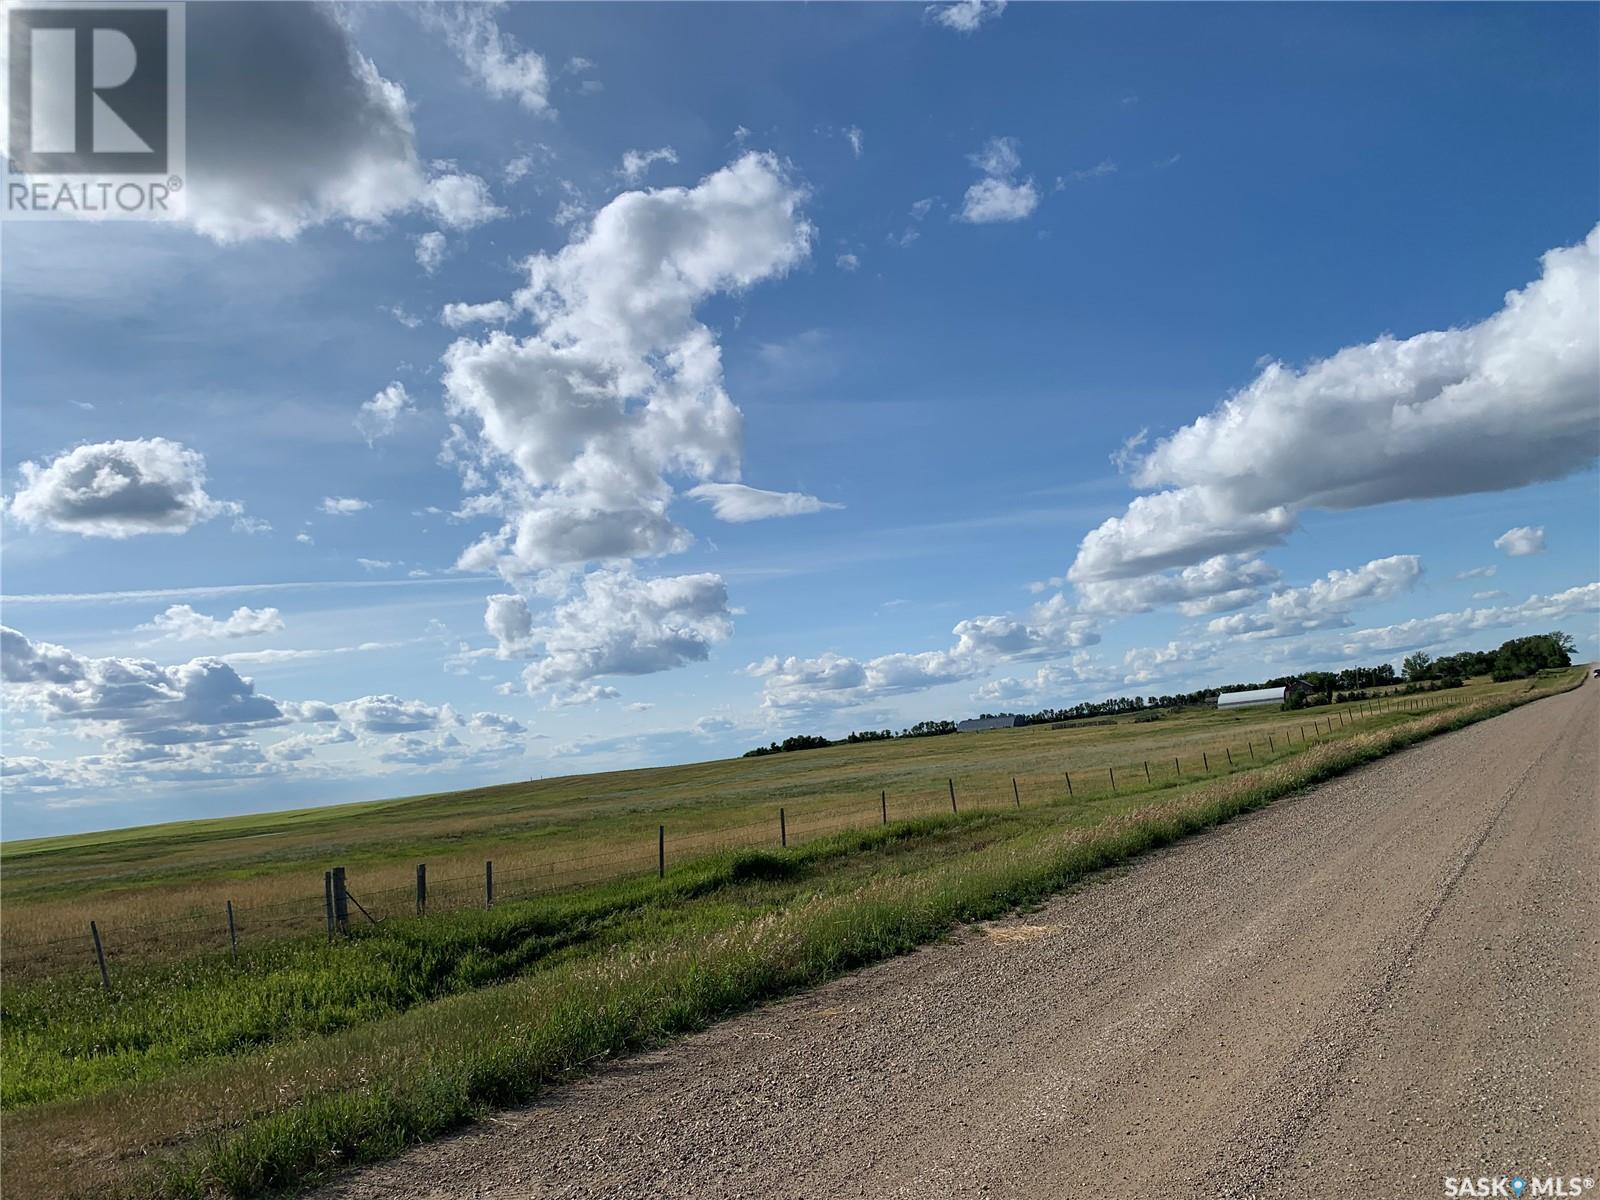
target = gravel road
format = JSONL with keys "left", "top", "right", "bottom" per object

{"left": 319, "top": 683, "right": 1599, "bottom": 1200}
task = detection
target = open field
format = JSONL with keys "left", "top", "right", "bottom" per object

{"left": 316, "top": 666, "right": 1600, "bottom": 1200}
{"left": 0, "top": 669, "right": 1583, "bottom": 1199}
{"left": 0, "top": 677, "right": 1531, "bottom": 978}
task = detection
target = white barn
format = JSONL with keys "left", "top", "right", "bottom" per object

{"left": 1216, "top": 685, "right": 1290, "bottom": 710}
{"left": 956, "top": 715, "right": 1027, "bottom": 732}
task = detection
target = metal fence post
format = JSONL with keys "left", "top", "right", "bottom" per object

{"left": 658, "top": 825, "right": 665, "bottom": 878}
{"left": 485, "top": 860, "right": 494, "bottom": 908}
{"left": 416, "top": 863, "right": 427, "bottom": 916}
{"left": 780, "top": 807, "right": 787, "bottom": 847}
{"left": 881, "top": 789, "right": 887, "bottom": 825}
{"left": 226, "top": 900, "right": 238, "bottom": 962}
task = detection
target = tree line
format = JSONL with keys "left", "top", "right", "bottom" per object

{"left": 741, "top": 630, "right": 1578, "bottom": 758}
{"left": 1402, "top": 631, "right": 1575, "bottom": 686}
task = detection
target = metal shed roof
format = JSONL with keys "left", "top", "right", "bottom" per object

{"left": 1216, "top": 686, "right": 1287, "bottom": 707}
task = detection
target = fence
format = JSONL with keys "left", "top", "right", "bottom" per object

{"left": 2, "top": 693, "right": 1458, "bottom": 985}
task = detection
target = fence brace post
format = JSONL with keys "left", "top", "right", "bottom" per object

{"left": 331, "top": 866, "right": 349, "bottom": 936}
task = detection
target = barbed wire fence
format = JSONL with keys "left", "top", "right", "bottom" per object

{"left": 2, "top": 694, "right": 1460, "bottom": 986}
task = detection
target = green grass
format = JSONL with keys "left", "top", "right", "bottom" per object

{"left": 0, "top": 671, "right": 1582, "bottom": 1200}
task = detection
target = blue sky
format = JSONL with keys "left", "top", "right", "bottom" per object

{"left": 3, "top": 1, "right": 1597, "bottom": 839}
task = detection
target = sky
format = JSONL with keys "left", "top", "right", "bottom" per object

{"left": 2, "top": 1, "right": 1597, "bottom": 840}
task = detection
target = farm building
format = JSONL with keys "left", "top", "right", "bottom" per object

{"left": 1216, "top": 681, "right": 1309, "bottom": 710}
{"left": 956, "top": 715, "right": 1027, "bottom": 732}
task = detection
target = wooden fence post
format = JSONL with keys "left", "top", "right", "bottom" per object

{"left": 1012, "top": 777, "right": 1020, "bottom": 808}
{"left": 1202, "top": 751, "right": 1209, "bottom": 771}
{"left": 658, "top": 825, "right": 665, "bottom": 878}
{"left": 226, "top": 900, "right": 238, "bottom": 962}
{"left": 1143, "top": 760, "right": 1151, "bottom": 783}
{"left": 1064, "top": 770, "right": 1073, "bottom": 797}
{"left": 90, "top": 920, "right": 110, "bottom": 991}
{"left": 780, "top": 807, "right": 787, "bottom": 847}
{"left": 881, "top": 789, "right": 887, "bottom": 825}
{"left": 1173, "top": 757, "right": 1180, "bottom": 776}
{"left": 484, "top": 860, "right": 494, "bottom": 908}
{"left": 1226, "top": 747, "right": 1234, "bottom": 767}
{"left": 948, "top": 778, "right": 957, "bottom": 814}
{"left": 331, "top": 867, "right": 349, "bottom": 935}
{"left": 1267, "top": 734, "right": 1274, "bottom": 752}
{"left": 1108, "top": 766, "right": 1116, "bottom": 792}
{"left": 324, "top": 870, "right": 334, "bottom": 941}
{"left": 416, "top": 863, "right": 427, "bottom": 916}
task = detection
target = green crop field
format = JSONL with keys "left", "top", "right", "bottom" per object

{"left": 0, "top": 670, "right": 1583, "bottom": 1200}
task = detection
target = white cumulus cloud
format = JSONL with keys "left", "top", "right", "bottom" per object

{"left": 142, "top": 605, "right": 286, "bottom": 641}
{"left": 442, "top": 151, "right": 813, "bottom": 575}
{"left": 440, "top": 301, "right": 514, "bottom": 329}
{"left": 959, "top": 136, "right": 1038, "bottom": 224}
{"left": 1494, "top": 525, "right": 1547, "bottom": 557}
{"left": 356, "top": 382, "right": 416, "bottom": 444}
{"left": 1074, "top": 554, "right": 1280, "bottom": 616}
{"left": 483, "top": 569, "right": 735, "bottom": 702}
{"left": 1207, "top": 555, "right": 1423, "bottom": 640}
{"left": 1071, "top": 226, "right": 1600, "bottom": 584}
{"left": 5, "top": 438, "right": 241, "bottom": 538}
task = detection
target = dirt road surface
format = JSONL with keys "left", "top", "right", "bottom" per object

{"left": 319, "top": 683, "right": 1599, "bottom": 1200}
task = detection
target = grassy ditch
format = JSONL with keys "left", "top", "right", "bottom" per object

{"left": 2, "top": 672, "right": 1583, "bottom": 1200}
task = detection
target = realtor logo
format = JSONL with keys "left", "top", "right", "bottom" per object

{"left": 4, "top": 2, "right": 185, "bottom": 219}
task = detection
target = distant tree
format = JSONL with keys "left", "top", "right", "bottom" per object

{"left": 1492, "top": 632, "right": 1573, "bottom": 680}
{"left": 1402, "top": 651, "right": 1434, "bottom": 682}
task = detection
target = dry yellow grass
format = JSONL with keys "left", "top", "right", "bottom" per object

{"left": 1, "top": 683, "right": 1493, "bottom": 978}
